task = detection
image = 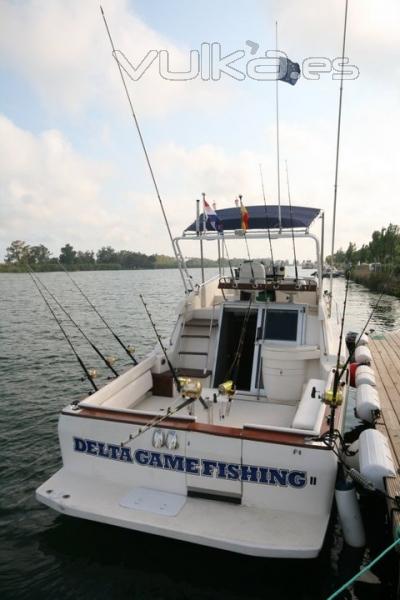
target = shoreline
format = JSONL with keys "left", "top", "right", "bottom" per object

{"left": 351, "top": 270, "right": 400, "bottom": 299}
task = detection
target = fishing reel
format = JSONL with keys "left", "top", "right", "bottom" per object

{"left": 178, "top": 377, "right": 202, "bottom": 400}
{"left": 218, "top": 380, "right": 236, "bottom": 398}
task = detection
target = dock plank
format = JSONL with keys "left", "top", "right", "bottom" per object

{"left": 369, "top": 333, "right": 400, "bottom": 537}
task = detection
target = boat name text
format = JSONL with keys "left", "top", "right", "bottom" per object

{"left": 73, "top": 437, "right": 307, "bottom": 488}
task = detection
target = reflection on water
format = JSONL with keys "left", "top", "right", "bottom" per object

{"left": 1, "top": 269, "right": 399, "bottom": 600}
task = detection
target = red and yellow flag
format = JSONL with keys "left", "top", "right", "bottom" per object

{"left": 240, "top": 198, "right": 249, "bottom": 231}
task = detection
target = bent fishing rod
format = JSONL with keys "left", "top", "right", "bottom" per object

{"left": 27, "top": 268, "right": 98, "bottom": 392}
{"left": 100, "top": 6, "right": 189, "bottom": 293}
{"left": 58, "top": 261, "right": 137, "bottom": 365}
{"left": 27, "top": 267, "right": 119, "bottom": 378}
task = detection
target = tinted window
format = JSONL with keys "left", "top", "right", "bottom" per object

{"left": 264, "top": 309, "right": 298, "bottom": 342}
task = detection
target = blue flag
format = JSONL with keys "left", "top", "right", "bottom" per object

{"left": 278, "top": 56, "right": 300, "bottom": 86}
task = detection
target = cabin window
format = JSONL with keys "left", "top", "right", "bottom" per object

{"left": 264, "top": 309, "right": 299, "bottom": 342}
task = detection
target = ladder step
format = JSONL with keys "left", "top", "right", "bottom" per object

{"left": 178, "top": 351, "right": 208, "bottom": 356}
{"left": 185, "top": 319, "right": 218, "bottom": 328}
{"left": 181, "top": 334, "right": 210, "bottom": 339}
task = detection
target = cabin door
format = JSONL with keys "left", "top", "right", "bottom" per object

{"left": 213, "top": 306, "right": 258, "bottom": 392}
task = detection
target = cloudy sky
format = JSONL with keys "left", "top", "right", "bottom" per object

{"left": 0, "top": 0, "right": 399, "bottom": 262}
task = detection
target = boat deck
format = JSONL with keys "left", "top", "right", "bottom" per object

{"left": 137, "top": 394, "right": 296, "bottom": 429}
{"left": 369, "top": 331, "right": 400, "bottom": 539}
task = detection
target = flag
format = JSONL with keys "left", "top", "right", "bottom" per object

{"left": 203, "top": 200, "right": 223, "bottom": 232}
{"left": 278, "top": 56, "right": 300, "bottom": 86}
{"left": 240, "top": 199, "right": 249, "bottom": 231}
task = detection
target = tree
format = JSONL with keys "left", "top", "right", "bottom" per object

{"left": 28, "top": 244, "right": 51, "bottom": 264}
{"left": 59, "top": 243, "right": 77, "bottom": 265}
{"left": 76, "top": 250, "right": 95, "bottom": 265}
{"left": 345, "top": 242, "right": 357, "bottom": 265}
{"left": 96, "top": 246, "right": 117, "bottom": 264}
{"left": 5, "top": 240, "right": 30, "bottom": 264}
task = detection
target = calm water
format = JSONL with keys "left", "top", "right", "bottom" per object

{"left": 1, "top": 269, "right": 400, "bottom": 600}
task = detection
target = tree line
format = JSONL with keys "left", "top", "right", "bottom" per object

{"left": 328, "top": 224, "right": 400, "bottom": 272}
{"left": 0, "top": 240, "right": 223, "bottom": 272}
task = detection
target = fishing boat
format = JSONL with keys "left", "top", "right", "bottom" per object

{"left": 36, "top": 2, "right": 379, "bottom": 561}
{"left": 36, "top": 203, "right": 352, "bottom": 558}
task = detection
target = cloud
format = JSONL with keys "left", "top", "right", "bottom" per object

{"left": 0, "top": 0, "right": 230, "bottom": 118}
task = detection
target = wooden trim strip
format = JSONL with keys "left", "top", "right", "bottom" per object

{"left": 63, "top": 405, "right": 337, "bottom": 449}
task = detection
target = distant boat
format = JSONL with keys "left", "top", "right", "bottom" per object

{"left": 302, "top": 259, "right": 317, "bottom": 270}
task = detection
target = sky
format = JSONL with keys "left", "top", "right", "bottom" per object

{"left": 0, "top": 0, "right": 399, "bottom": 262}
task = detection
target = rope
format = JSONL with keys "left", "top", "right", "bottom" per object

{"left": 326, "top": 528, "right": 400, "bottom": 599}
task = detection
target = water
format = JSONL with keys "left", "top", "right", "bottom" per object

{"left": 1, "top": 269, "right": 400, "bottom": 600}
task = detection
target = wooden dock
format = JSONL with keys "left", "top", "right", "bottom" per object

{"left": 369, "top": 331, "right": 400, "bottom": 537}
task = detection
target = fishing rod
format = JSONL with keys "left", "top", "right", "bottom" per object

{"left": 329, "top": 0, "right": 349, "bottom": 316}
{"left": 336, "top": 272, "right": 393, "bottom": 384}
{"left": 27, "top": 266, "right": 119, "bottom": 378}
{"left": 27, "top": 268, "right": 98, "bottom": 392}
{"left": 100, "top": 7, "right": 188, "bottom": 293}
{"left": 224, "top": 297, "right": 253, "bottom": 386}
{"left": 122, "top": 393, "right": 199, "bottom": 446}
{"left": 139, "top": 294, "right": 181, "bottom": 392}
{"left": 327, "top": 270, "right": 350, "bottom": 439}
{"left": 221, "top": 236, "right": 235, "bottom": 281}
{"left": 58, "top": 261, "right": 138, "bottom": 365}
{"left": 259, "top": 164, "right": 276, "bottom": 280}
{"left": 285, "top": 160, "right": 299, "bottom": 283}
{"left": 239, "top": 195, "right": 255, "bottom": 283}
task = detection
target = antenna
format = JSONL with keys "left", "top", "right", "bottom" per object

{"left": 275, "top": 21, "right": 282, "bottom": 231}
{"left": 100, "top": 7, "right": 188, "bottom": 292}
{"left": 329, "top": 0, "right": 349, "bottom": 315}
{"left": 285, "top": 160, "right": 299, "bottom": 282}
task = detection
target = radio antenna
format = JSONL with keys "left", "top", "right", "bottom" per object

{"left": 100, "top": 6, "right": 187, "bottom": 292}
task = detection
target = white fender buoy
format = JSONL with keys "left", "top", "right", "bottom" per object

{"left": 359, "top": 429, "right": 396, "bottom": 492}
{"left": 354, "top": 345, "right": 372, "bottom": 366}
{"left": 355, "top": 365, "right": 376, "bottom": 387}
{"left": 357, "top": 333, "right": 369, "bottom": 346}
{"left": 356, "top": 384, "right": 381, "bottom": 422}
{"left": 335, "top": 478, "right": 366, "bottom": 548}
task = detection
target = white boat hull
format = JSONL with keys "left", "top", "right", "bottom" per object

{"left": 37, "top": 467, "right": 331, "bottom": 558}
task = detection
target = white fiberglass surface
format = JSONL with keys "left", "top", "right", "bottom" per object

{"left": 134, "top": 394, "right": 295, "bottom": 428}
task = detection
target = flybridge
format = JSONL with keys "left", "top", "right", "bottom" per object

{"left": 185, "top": 205, "right": 321, "bottom": 232}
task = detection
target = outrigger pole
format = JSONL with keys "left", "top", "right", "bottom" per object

{"left": 275, "top": 21, "right": 282, "bottom": 231}
{"left": 285, "top": 160, "right": 299, "bottom": 283}
{"left": 100, "top": 7, "right": 187, "bottom": 292}
{"left": 329, "top": 0, "right": 349, "bottom": 316}
{"left": 259, "top": 164, "right": 276, "bottom": 279}
{"left": 58, "top": 262, "right": 138, "bottom": 365}
{"left": 27, "top": 268, "right": 98, "bottom": 392}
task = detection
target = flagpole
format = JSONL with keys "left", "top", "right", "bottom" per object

{"left": 200, "top": 193, "right": 206, "bottom": 284}
{"left": 275, "top": 20, "right": 282, "bottom": 231}
{"left": 329, "top": 0, "right": 349, "bottom": 316}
